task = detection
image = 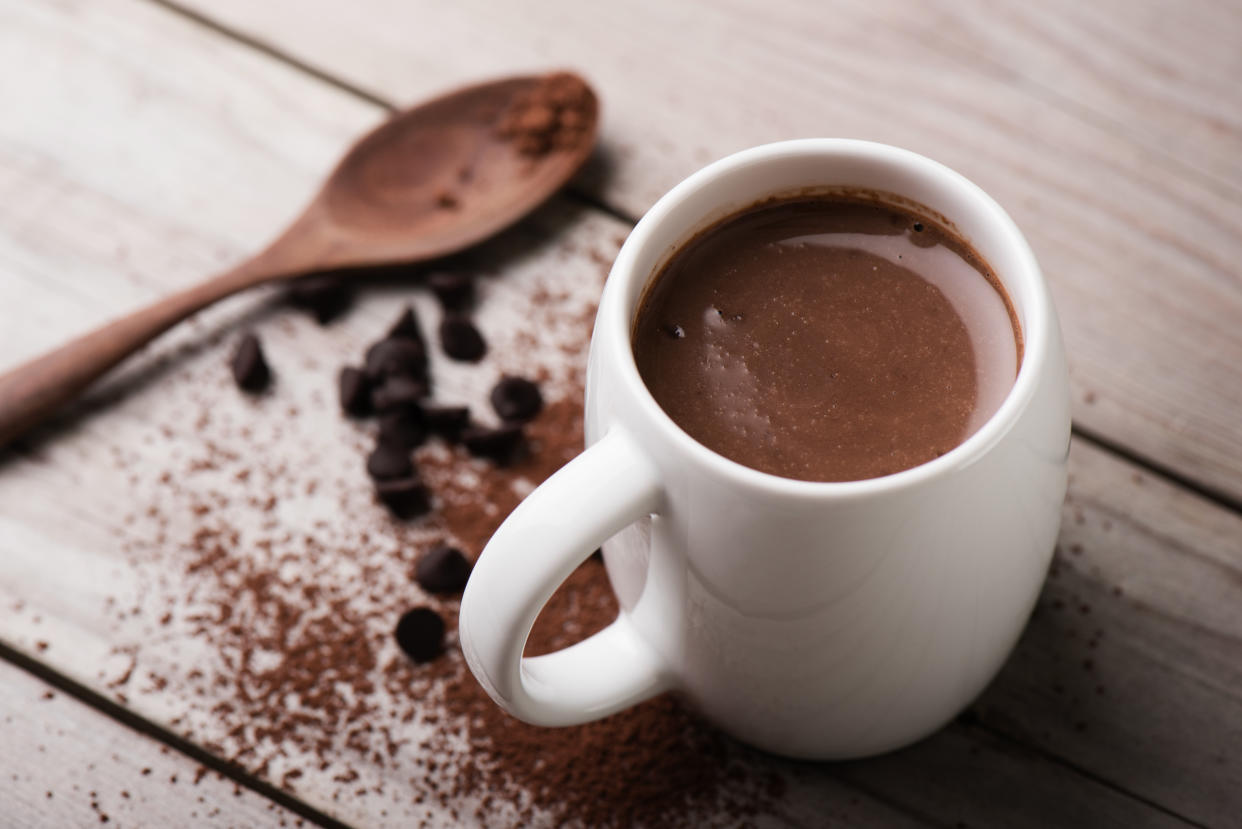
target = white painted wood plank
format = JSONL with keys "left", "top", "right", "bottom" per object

{"left": 960, "top": 438, "right": 1242, "bottom": 826}
{"left": 0, "top": 0, "right": 1238, "bottom": 827}
{"left": 0, "top": 0, "right": 383, "bottom": 366}
{"left": 787, "top": 443, "right": 1242, "bottom": 829}
{"left": 0, "top": 659, "right": 305, "bottom": 828}
{"left": 0, "top": 2, "right": 918, "bottom": 826}
{"left": 170, "top": 0, "right": 1242, "bottom": 504}
{"left": 832, "top": 726, "right": 1192, "bottom": 829}
{"left": 897, "top": 0, "right": 1242, "bottom": 192}
{"left": 5, "top": 363, "right": 1228, "bottom": 826}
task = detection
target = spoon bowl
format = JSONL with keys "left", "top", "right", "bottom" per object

{"left": 311, "top": 72, "right": 598, "bottom": 266}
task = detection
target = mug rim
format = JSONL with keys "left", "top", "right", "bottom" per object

{"left": 603, "top": 138, "right": 1051, "bottom": 500}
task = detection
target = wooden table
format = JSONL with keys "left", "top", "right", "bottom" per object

{"left": 2, "top": 0, "right": 1240, "bottom": 826}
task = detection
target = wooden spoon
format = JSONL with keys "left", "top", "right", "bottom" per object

{"left": 0, "top": 71, "right": 598, "bottom": 448}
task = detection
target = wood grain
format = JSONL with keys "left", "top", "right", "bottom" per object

{"left": 833, "top": 725, "right": 1194, "bottom": 829}
{"left": 0, "top": 660, "right": 303, "bottom": 828}
{"left": 897, "top": 0, "right": 1242, "bottom": 192}
{"left": 1, "top": 0, "right": 1240, "bottom": 827}
{"left": 162, "top": 0, "right": 1242, "bottom": 505}
{"left": 0, "top": 0, "right": 382, "bottom": 367}
{"left": 0, "top": 67, "right": 597, "bottom": 450}
{"left": 914, "top": 438, "right": 1242, "bottom": 827}
{"left": 730, "top": 439, "right": 1242, "bottom": 829}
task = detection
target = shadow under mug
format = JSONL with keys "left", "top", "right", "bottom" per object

{"left": 460, "top": 139, "right": 1071, "bottom": 760}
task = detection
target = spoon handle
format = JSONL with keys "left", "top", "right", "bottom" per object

{"left": 0, "top": 260, "right": 269, "bottom": 449}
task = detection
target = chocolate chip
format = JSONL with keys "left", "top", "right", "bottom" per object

{"left": 387, "top": 306, "right": 427, "bottom": 349}
{"left": 427, "top": 272, "right": 475, "bottom": 311}
{"left": 461, "top": 423, "right": 524, "bottom": 465}
{"left": 439, "top": 314, "right": 486, "bottom": 362}
{"left": 338, "top": 366, "right": 371, "bottom": 417}
{"left": 371, "top": 376, "right": 429, "bottom": 412}
{"left": 230, "top": 333, "right": 270, "bottom": 392}
{"left": 415, "top": 545, "right": 472, "bottom": 594}
{"left": 375, "top": 477, "right": 432, "bottom": 520}
{"left": 365, "top": 337, "right": 428, "bottom": 382}
{"left": 394, "top": 607, "right": 444, "bottom": 663}
{"left": 378, "top": 410, "right": 425, "bottom": 450}
{"left": 490, "top": 376, "right": 543, "bottom": 422}
{"left": 366, "top": 441, "right": 413, "bottom": 481}
{"left": 287, "top": 274, "right": 351, "bottom": 324}
{"left": 422, "top": 404, "right": 471, "bottom": 440}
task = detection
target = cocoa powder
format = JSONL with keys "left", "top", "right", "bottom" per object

{"left": 416, "top": 396, "right": 585, "bottom": 554}
{"left": 443, "top": 561, "right": 786, "bottom": 828}
{"left": 162, "top": 388, "right": 783, "bottom": 826}
{"left": 497, "top": 72, "right": 596, "bottom": 158}
{"left": 415, "top": 387, "right": 786, "bottom": 824}
{"left": 409, "top": 395, "right": 785, "bottom": 827}
{"left": 96, "top": 218, "right": 783, "bottom": 823}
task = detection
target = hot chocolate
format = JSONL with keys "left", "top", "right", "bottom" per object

{"left": 632, "top": 194, "right": 1021, "bottom": 482}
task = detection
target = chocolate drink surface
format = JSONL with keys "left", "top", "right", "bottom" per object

{"left": 632, "top": 195, "right": 1022, "bottom": 482}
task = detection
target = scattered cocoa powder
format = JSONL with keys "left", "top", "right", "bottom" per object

{"left": 417, "top": 396, "right": 585, "bottom": 554}
{"left": 497, "top": 72, "right": 596, "bottom": 158}
{"left": 86, "top": 219, "right": 782, "bottom": 824}
{"left": 444, "top": 562, "right": 785, "bottom": 828}
{"left": 156, "top": 385, "right": 783, "bottom": 826}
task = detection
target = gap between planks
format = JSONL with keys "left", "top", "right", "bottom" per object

{"left": 141, "top": 0, "right": 669, "bottom": 233}
{"left": 142, "top": 0, "right": 1242, "bottom": 228}
{"left": 956, "top": 722, "right": 1210, "bottom": 829}
{"left": 0, "top": 638, "right": 351, "bottom": 829}
{"left": 137, "top": 0, "right": 1242, "bottom": 508}
{"left": 3, "top": 1, "right": 1233, "bottom": 825}
{"left": 141, "top": 0, "right": 1242, "bottom": 522}
{"left": 0, "top": 610, "right": 1203, "bottom": 829}
{"left": 0, "top": 432, "right": 1217, "bottom": 829}
{"left": 0, "top": 660, "right": 305, "bottom": 828}
{"left": 1072, "top": 422, "right": 1242, "bottom": 522}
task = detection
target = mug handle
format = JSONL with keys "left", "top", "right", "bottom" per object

{"left": 459, "top": 427, "right": 672, "bottom": 726}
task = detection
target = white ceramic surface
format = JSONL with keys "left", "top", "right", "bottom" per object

{"left": 459, "top": 139, "right": 1071, "bottom": 759}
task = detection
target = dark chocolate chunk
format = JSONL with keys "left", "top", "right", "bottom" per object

{"left": 375, "top": 477, "right": 432, "bottom": 520}
{"left": 415, "top": 545, "right": 472, "bottom": 594}
{"left": 287, "top": 274, "right": 351, "bottom": 324}
{"left": 387, "top": 306, "right": 427, "bottom": 348}
{"left": 338, "top": 366, "right": 371, "bottom": 416}
{"left": 439, "top": 314, "right": 487, "bottom": 362}
{"left": 461, "top": 423, "right": 525, "bottom": 465}
{"left": 422, "top": 404, "right": 471, "bottom": 439}
{"left": 365, "top": 337, "right": 428, "bottom": 382}
{"left": 366, "top": 441, "right": 413, "bottom": 481}
{"left": 371, "top": 376, "right": 429, "bottom": 412}
{"left": 230, "top": 332, "right": 270, "bottom": 393}
{"left": 490, "top": 375, "right": 543, "bottom": 422}
{"left": 394, "top": 606, "right": 444, "bottom": 663}
{"left": 427, "top": 272, "right": 475, "bottom": 311}
{"left": 378, "top": 410, "right": 426, "bottom": 450}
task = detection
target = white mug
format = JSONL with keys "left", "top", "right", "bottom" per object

{"left": 460, "top": 139, "right": 1070, "bottom": 759}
